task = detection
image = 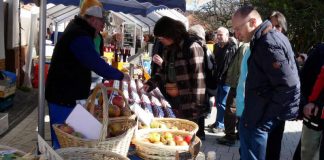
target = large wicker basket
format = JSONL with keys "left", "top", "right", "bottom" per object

{"left": 56, "top": 147, "right": 129, "bottom": 160}
{"left": 0, "top": 145, "right": 26, "bottom": 158}
{"left": 38, "top": 134, "right": 128, "bottom": 160}
{"left": 86, "top": 86, "right": 136, "bottom": 121}
{"left": 148, "top": 118, "right": 199, "bottom": 134}
{"left": 53, "top": 84, "right": 137, "bottom": 156}
{"left": 133, "top": 129, "right": 201, "bottom": 160}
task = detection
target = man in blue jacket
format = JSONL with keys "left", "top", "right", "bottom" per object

{"left": 232, "top": 6, "right": 300, "bottom": 160}
{"left": 45, "top": 1, "right": 129, "bottom": 149}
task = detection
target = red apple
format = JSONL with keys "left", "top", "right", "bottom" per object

{"left": 108, "top": 104, "right": 121, "bottom": 117}
{"left": 184, "top": 135, "right": 192, "bottom": 144}
{"left": 59, "top": 124, "right": 74, "bottom": 134}
{"left": 177, "top": 141, "right": 189, "bottom": 146}
{"left": 112, "top": 95, "right": 125, "bottom": 108}
{"left": 174, "top": 135, "right": 184, "bottom": 144}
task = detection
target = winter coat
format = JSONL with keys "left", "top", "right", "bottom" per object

{"left": 211, "top": 38, "right": 238, "bottom": 88}
{"left": 147, "top": 38, "right": 207, "bottom": 119}
{"left": 242, "top": 20, "right": 301, "bottom": 129}
{"left": 225, "top": 43, "right": 249, "bottom": 88}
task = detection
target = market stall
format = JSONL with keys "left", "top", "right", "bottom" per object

{"left": 8, "top": 0, "right": 203, "bottom": 159}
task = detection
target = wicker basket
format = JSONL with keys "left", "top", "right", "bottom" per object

{"left": 143, "top": 118, "right": 199, "bottom": 134}
{"left": 53, "top": 84, "right": 137, "bottom": 156}
{"left": 56, "top": 147, "right": 129, "bottom": 160}
{"left": 86, "top": 86, "right": 136, "bottom": 121}
{"left": 133, "top": 129, "right": 201, "bottom": 160}
{"left": 0, "top": 145, "right": 26, "bottom": 157}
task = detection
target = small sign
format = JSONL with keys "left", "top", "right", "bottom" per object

{"left": 65, "top": 104, "right": 102, "bottom": 140}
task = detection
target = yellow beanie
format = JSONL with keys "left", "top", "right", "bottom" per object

{"left": 80, "top": 0, "right": 103, "bottom": 16}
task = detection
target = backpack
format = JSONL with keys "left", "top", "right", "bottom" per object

{"left": 182, "top": 36, "right": 217, "bottom": 89}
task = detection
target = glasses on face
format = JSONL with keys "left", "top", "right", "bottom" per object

{"left": 233, "top": 18, "right": 252, "bottom": 32}
{"left": 157, "top": 37, "right": 165, "bottom": 41}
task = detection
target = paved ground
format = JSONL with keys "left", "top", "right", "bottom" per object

{"left": 0, "top": 104, "right": 302, "bottom": 159}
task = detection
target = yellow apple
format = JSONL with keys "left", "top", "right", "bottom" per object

{"left": 163, "top": 132, "right": 173, "bottom": 139}
{"left": 150, "top": 121, "right": 160, "bottom": 128}
{"left": 167, "top": 140, "right": 176, "bottom": 146}
{"left": 149, "top": 132, "right": 161, "bottom": 143}
{"left": 171, "top": 126, "right": 178, "bottom": 130}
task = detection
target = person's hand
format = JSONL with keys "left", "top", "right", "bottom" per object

{"left": 303, "top": 103, "right": 319, "bottom": 118}
{"left": 152, "top": 54, "right": 163, "bottom": 67}
{"left": 142, "top": 84, "right": 151, "bottom": 92}
{"left": 122, "top": 73, "right": 131, "bottom": 82}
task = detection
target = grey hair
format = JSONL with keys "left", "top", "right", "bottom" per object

{"left": 217, "top": 27, "right": 229, "bottom": 36}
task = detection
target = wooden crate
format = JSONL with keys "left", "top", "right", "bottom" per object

{"left": 0, "top": 85, "right": 16, "bottom": 98}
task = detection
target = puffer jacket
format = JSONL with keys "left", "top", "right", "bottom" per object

{"left": 242, "top": 20, "right": 301, "bottom": 129}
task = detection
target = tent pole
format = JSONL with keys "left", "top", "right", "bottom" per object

{"left": 24, "top": 13, "right": 37, "bottom": 88}
{"left": 54, "top": 22, "right": 59, "bottom": 45}
{"left": 38, "top": 0, "right": 47, "bottom": 138}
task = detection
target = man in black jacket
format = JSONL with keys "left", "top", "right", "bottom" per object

{"left": 209, "top": 27, "right": 238, "bottom": 133}
{"left": 232, "top": 6, "right": 300, "bottom": 160}
{"left": 45, "top": 1, "right": 129, "bottom": 149}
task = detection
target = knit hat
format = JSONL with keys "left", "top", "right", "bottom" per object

{"left": 189, "top": 25, "right": 205, "bottom": 41}
{"left": 154, "top": 16, "right": 187, "bottom": 40}
{"left": 80, "top": 0, "right": 104, "bottom": 18}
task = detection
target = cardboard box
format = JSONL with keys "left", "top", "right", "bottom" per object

{"left": 0, "top": 113, "right": 8, "bottom": 135}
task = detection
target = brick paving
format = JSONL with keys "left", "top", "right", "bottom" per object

{"left": 0, "top": 106, "right": 303, "bottom": 159}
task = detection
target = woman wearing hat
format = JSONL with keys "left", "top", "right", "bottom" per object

{"left": 143, "top": 17, "right": 208, "bottom": 140}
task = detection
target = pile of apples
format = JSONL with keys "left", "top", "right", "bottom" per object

{"left": 58, "top": 124, "right": 84, "bottom": 138}
{"left": 108, "top": 95, "right": 132, "bottom": 117}
{"left": 143, "top": 121, "right": 186, "bottom": 131}
{"left": 143, "top": 131, "right": 192, "bottom": 146}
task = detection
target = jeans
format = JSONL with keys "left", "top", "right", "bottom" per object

{"left": 239, "top": 119, "right": 277, "bottom": 160}
{"left": 266, "top": 120, "right": 285, "bottom": 160}
{"left": 214, "top": 84, "right": 230, "bottom": 129}
{"left": 301, "top": 124, "right": 321, "bottom": 160}
{"left": 48, "top": 102, "right": 74, "bottom": 149}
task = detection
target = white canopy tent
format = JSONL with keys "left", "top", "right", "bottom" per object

{"left": 20, "top": 0, "right": 187, "bottom": 139}
{"left": 42, "top": 4, "right": 188, "bottom": 45}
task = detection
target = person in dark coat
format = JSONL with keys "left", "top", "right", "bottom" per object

{"left": 45, "top": 1, "right": 129, "bottom": 149}
{"left": 265, "top": 10, "right": 289, "bottom": 160}
{"left": 232, "top": 6, "right": 300, "bottom": 160}
{"left": 143, "top": 16, "right": 207, "bottom": 139}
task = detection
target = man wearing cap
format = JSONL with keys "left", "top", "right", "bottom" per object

{"left": 45, "top": 0, "right": 129, "bottom": 149}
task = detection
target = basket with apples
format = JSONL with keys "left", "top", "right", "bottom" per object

{"left": 133, "top": 129, "right": 201, "bottom": 159}
{"left": 139, "top": 118, "right": 199, "bottom": 134}
{"left": 53, "top": 84, "right": 137, "bottom": 156}
{"left": 87, "top": 87, "right": 135, "bottom": 121}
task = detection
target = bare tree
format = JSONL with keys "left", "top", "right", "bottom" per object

{"left": 194, "top": 0, "right": 243, "bottom": 31}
